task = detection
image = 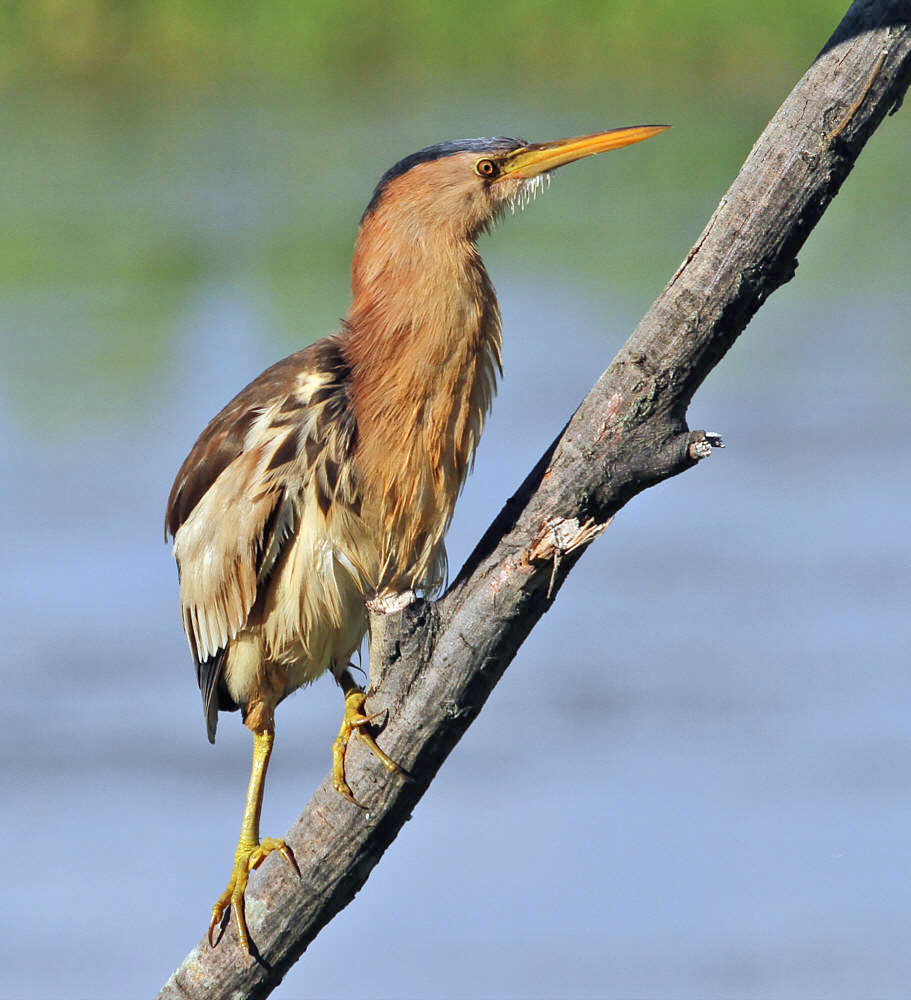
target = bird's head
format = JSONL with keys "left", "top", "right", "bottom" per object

{"left": 360, "top": 126, "right": 668, "bottom": 243}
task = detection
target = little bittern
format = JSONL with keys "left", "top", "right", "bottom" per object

{"left": 166, "top": 125, "right": 666, "bottom": 953}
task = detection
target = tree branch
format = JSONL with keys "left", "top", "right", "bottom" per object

{"left": 157, "top": 3, "right": 911, "bottom": 996}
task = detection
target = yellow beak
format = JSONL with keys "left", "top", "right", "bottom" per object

{"left": 500, "top": 125, "right": 669, "bottom": 179}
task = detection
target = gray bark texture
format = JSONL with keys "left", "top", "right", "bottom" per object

{"left": 157, "top": 2, "right": 911, "bottom": 996}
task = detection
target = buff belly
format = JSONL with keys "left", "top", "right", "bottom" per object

{"left": 223, "top": 529, "right": 369, "bottom": 714}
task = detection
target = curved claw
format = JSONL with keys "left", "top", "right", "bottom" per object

{"left": 332, "top": 689, "right": 403, "bottom": 805}
{"left": 207, "top": 838, "right": 299, "bottom": 953}
{"left": 350, "top": 707, "right": 388, "bottom": 729}
{"left": 334, "top": 782, "right": 367, "bottom": 809}
{"left": 264, "top": 838, "right": 301, "bottom": 880}
{"left": 208, "top": 866, "right": 250, "bottom": 950}
{"left": 208, "top": 902, "right": 230, "bottom": 948}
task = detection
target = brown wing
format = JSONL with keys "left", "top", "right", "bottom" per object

{"left": 167, "top": 348, "right": 312, "bottom": 541}
{"left": 165, "top": 337, "right": 359, "bottom": 739}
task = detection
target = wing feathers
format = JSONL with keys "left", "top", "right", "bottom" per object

{"left": 166, "top": 337, "right": 362, "bottom": 736}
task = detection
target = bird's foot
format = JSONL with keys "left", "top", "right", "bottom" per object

{"left": 208, "top": 837, "right": 300, "bottom": 953}
{"left": 332, "top": 687, "right": 403, "bottom": 806}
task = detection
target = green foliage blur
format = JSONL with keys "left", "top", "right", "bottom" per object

{"left": 4, "top": 0, "right": 837, "bottom": 97}
{"left": 3, "top": 1, "right": 908, "bottom": 435}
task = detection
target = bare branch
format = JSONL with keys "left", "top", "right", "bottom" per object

{"left": 157, "top": 3, "right": 911, "bottom": 997}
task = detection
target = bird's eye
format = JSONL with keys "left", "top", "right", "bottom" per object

{"left": 475, "top": 158, "right": 499, "bottom": 178}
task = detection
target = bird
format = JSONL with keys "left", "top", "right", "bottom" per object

{"left": 165, "top": 124, "right": 667, "bottom": 954}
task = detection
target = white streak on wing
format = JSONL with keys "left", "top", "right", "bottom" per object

{"left": 295, "top": 370, "right": 327, "bottom": 398}
{"left": 173, "top": 409, "right": 298, "bottom": 662}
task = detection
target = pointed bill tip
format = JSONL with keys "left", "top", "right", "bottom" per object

{"left": 502, "top": 125, "right": 670, "bottom": 179}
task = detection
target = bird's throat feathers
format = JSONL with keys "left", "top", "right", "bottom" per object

{"left": 341, "top": 225, "right": 502, "bottom": 590}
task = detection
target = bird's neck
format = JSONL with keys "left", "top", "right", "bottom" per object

{"left": 341, "top": 230, "right": 502, "bottom": 591}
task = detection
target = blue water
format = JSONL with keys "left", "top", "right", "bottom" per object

{"left": 2, "top": 98, "right": 910, "bottom": 998}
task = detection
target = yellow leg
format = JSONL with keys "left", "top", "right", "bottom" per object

{"left": 209, "top": 727, "right": 300, "bottom": 953}
{"left": 332, "top": 671, "right": 402, "bottom": 806}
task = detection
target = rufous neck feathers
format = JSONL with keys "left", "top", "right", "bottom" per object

{"left": 340, "top": 207, "right": 502, "bottom": 591}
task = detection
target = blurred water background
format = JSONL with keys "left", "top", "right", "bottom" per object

{"left": 2, "top": 2, "right": 910, "bottom": 997}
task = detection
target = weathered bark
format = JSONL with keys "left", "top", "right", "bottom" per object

{"left": 157, "top": 3, "right": 911, "bottom": 997}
